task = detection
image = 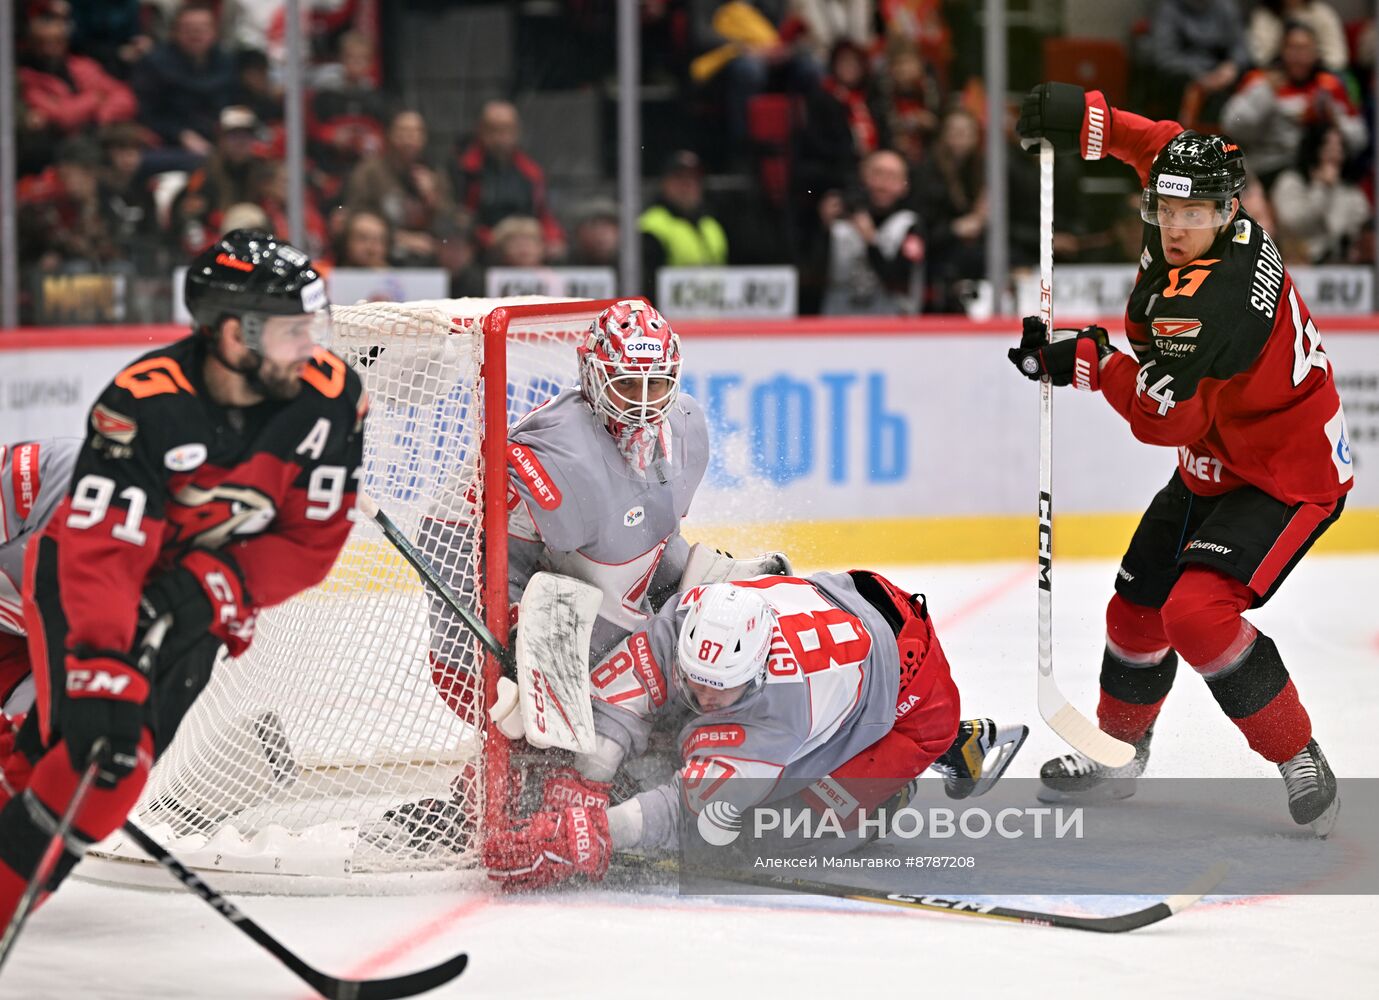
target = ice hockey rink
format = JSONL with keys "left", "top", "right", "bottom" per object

{"left": 1, "top": 552, "right": 1374, "bottom": 1000}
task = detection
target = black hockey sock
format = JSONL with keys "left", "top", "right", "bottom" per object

{"left": 1097, "top": 648, "right": 1177, "bottom": 743}
{"left": 1204, "top": 633, "right": 1311, "bottom": 763}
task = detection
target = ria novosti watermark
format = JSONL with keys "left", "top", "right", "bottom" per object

{"left": 697, "top": 801, "right": 1083, "bottom": 847}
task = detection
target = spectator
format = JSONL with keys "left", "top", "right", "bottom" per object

{"left": 1223, "top": 21, "right": 1367, "bottom": 184}
{"left": 335, "top": 209, "right": 392, "bottom": 268}
{"left": 794, "top": 40, "right": 888, "bottom": 219}
{"left": 172, "top": 106, "right": 263, "bottom": 253}
{"left": 1248, "top": 1, "right": 1348, "bottom": 74}
{"left": 132, "top": 1, "right": 236, "bottom": 174}
{"left": 791, "top": 0, "right": 875, "bottom": 64}
{"left": 309, "top": 31, "right": 387, "bottom": 204}
{"left": 345, "top": 109, "right": 455, "bottom": 265}
{"left": 880, "top": 40, "right": 941, "bottom": 166}
{"left": 878, "top": 0, "right": 952, "bottom": 91}
{"left": 66, "top": 0, "right": 154, "bottom": 78}
{"left": 97, "top": 122, "right": 160, "bottom": 253}
{"left": 1145, "top": 0, "right": 1248, "bottom": 124}
{"left": 803, "top": 148, "right": 923, "bottom": 315}
{"left": 568, "top": 197, "right": 621, "bottom": 269}
{"left": 487, "top": 216, "right": 546, "bottom": 268}
{"left": 437, "top": 217, "right": 485, "bottom": 298}
{"left": 911, "top": 108, "right": 986, "bottom": 313}
{"left": 234, "top": 48, "right": 284, "bottom": 127}
{"left": 18, "top": 1, "right": 138, "bottom": 141}
{"left": 451, "top": 100, "right": 566, "bottom": 259}
{"left": 17, "top": 135, "right": 120, "bottom": 272}
{"left": 249, "top": 159, "right": 331, "bottom": 262}
{"left": 639, "top": 151, "right": 730, "bottom": 281}
{"left": 1271, "top": 121, "right": 1370, "bottom": 264}
{"left": 688, "top": 0, "right": 820, "bottom": 160}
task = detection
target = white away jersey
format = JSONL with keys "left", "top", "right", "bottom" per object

{"left": 0, "top": 438, "right": 80, "bottom": 636}
{"left": 505, "top": 388, "right": 709, "bottom": 654}
{"left": 585, "top": 572, "right": 902, "bottom": 851}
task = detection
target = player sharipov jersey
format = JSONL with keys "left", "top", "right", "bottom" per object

{"left": 26, "top": 334, "right": 367, "bottom": 669}
{"left": 1084, "top": 94, "right": 1352, "bottom": 506}
{"left": 583, "top": 572, "right": 902, "bottom": 852}
{"left": 0, "top": 439, "right": 80, "bottom": 638}
{"left": 506, "top": 387, "right": 709, "bottom": 656}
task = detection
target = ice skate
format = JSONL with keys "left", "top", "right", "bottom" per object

{"left": 1037, "top": 726, "right": 1154, "bottom": 803}
{"left": 1279, "top": 739, "right": 1339, "bottom": 838}
{"left": 930, "top": 718, "right": 1029, "bottom": 799}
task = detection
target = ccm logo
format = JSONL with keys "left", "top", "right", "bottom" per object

{"left": 67, "top": 669, "right": 133, "bottom": 696}
{"left": 528, "top": 667, "right": 547, "bottom": 733}
{"left": 1156, "top": 174, "right": 1193, "bottom": 197}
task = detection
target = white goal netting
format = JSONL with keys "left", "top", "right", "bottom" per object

{"left": 85, "top": 297, "right": 609, "bottom": 891}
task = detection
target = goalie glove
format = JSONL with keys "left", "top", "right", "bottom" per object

{"left": 483, "top": 805, "right": 611, "bottom": 891}
{"left": 140, "top": 549, "right": 257, "bottom": 657}
{"left": 679, "top": 543, "right": 795, "bottom": 589}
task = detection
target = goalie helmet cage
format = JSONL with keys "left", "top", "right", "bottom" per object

{"left": 80, "top": 296, "right": 624, "bottom": 894}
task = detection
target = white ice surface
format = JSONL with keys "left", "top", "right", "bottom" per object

{"left": 3, "top": 555, "right": 1376, "bottom": 999}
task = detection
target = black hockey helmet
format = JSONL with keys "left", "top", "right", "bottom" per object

{"left": 184, "top": 229, "right": 328, "bottom": 349}
{"left": 1141, "top": 131, "right": 1247, "bottom": 229}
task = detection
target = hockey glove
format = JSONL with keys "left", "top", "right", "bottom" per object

{"left": 140, "top": 549, "right": 257, "bottom": 658}
{"left": 484, "top": 805, "right": 611, "bottom": 891}
{"left": 1017, "top": 82, "right": 1111, "bottom": 160}
{"left": 62, "top": 651, "right": 149, "bottom": 788}
{"left": 539, "top": 766, "right": 612, "bottom": 812}
{"left": 1008, "top": 316, "right": 1118, "bottom": 391}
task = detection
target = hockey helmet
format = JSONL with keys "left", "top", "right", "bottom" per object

{"left": 1140, "top": 131, "right": 1247, "bottom": 230}
{"left": 676, "top": 584, "right": 774, "bottom": 712}
{"left": 578, "top": 299, "right": 681, "bottom": 432}
{"left": 185, "top": 229, "right": 330, "bottom": 359}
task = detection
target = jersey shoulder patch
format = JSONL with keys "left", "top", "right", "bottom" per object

{"left": 90, "top": 340, "right": 203, "bottom": 458}
{"left": 507, "top": 442, "right": 562, "bottom": 510}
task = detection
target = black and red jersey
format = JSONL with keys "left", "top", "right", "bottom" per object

{"left": 26, "top": 334, "right": 367, "bottom": 660}
{"left": 1085, "top": 96, "right": 1353, "bottom": 506}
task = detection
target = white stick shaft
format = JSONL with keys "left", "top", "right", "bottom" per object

{"left": 1037, "top": 141, "right": 1054, "bottom": 681}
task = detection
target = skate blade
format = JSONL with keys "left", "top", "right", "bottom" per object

{"left": 965, "top": 724, "right": 1030, "bottom": 798}
{"left": 1309, "top": 796, "right": 1340, "bottom": 839}
{"left": 1035, "top": 777, "right": 1139, "bottom": 805}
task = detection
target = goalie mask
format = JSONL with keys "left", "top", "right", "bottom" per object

{"left": 1140, "top": 131, "right": 1246, "bottom": 230}
{"left": 676, "top": 584, "right": 774, "bottom": 713}
{"left": 185, "top": 229, "right": 330, "bottom": 395}
{"left": 579, "top": 300, "right": 681, "bottom": 472}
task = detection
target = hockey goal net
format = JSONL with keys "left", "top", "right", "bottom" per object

{"left": 84, "top": 297, "right": 617, "bottom": 892}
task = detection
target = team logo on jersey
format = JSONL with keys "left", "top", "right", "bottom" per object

{"left": 506, "top": 444, "right": 561, "bottom": 510}
{"left": 623, "top": 505, "right": 645, "bottom": 528}
{"left": 166, "top": 483, "right": 276, "bottom": 548}
{"left": 91, "top": 404, "right": 137, "bottom": 444}
{"left": 696, "top": 800, "right": 742, "bottom": 846}
{"left": 10, "top": 442, "right": 40, "bottom": 520}
{"left": 164, "top": 442, "right": 208, "bottom": 472}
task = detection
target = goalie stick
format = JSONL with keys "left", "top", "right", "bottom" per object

{"left": 1024, "top": 137, "right": 1135, "bottom": 768}
{"left": 119, "top": 821, "right": 469, "bottom": 1000}
{"left": 618, "top": 856, "right": 1227, "bottom": 933}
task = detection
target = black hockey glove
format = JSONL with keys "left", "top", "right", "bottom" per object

{"left": 1008, "top": 316, "right": 1118, "bottom": 391}
{"left": 1016, "top": 82, "right": 1087, "bottom": 154}
{"left": 140, "top": 549, "right": 257, "bottom": 657}
{"left": 62, "top": 650, "right": 149, "bottom": 788}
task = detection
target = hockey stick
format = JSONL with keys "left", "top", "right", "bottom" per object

{"left": 1025, "top": 137, "right": 1135, "bottom": 768}
{"left": 0, "top": 739, "right": 107, "bottom": 974}
{"left": 357, "top": 494, "right": 600, "bottom": 752}
{"left": 617, "top": 856, "right": 1227, "bottom": 933}
{"left": 0, "top": 615, "right": 172, "bottom": 972}
{"left": 120, "top": 820, "right": 468, "bottom": 999}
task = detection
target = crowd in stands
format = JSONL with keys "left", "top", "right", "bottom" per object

{"left": 9, "top": 0, "right": 1378, "bottom": 323}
